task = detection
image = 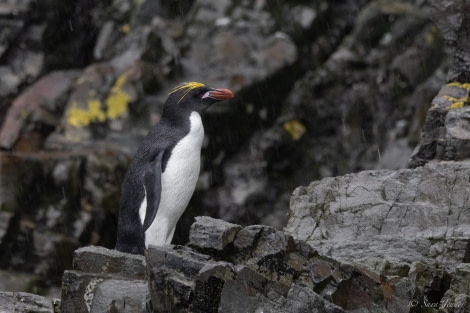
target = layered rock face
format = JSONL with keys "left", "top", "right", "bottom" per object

{"left": 57, "top": 217, "right": 349, "bottom": 313}
{"left": 287, "top": 161, "right": 470, "bottom": 271}
{"left": 43, "top": 163, "right": 466, "bottom": 313}
{"left": 287, "top": 161, "right": 470, "bottom": 312}
{"left": 0, "top": 2, "right": 448, "bottom": 291}
{"left": 1, "top": 0, "right": 470, "bottom": 312}
{"left": 4, "top": 210, "right": 467, "bottom": 313}
{"left": 409, "top": 0, "right": 470, "bottom": 167}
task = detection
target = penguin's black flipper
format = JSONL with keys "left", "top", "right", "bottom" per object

{"left": 142, "top": 150, "right": 164, "bottom": 232}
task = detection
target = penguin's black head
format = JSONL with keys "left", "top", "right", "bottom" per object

{"left": 163, "top": 82, "right": 234, "bottom": 116}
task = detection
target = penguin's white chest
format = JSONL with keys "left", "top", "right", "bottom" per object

{"left": 143, "top": 111, "right": 204, "bottom": 246}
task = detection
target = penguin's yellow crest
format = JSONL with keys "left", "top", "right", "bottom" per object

{"left": 169, "top": 82, "right": 206, "bottom": 103}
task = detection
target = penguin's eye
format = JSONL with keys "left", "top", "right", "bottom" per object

{"left": 195, "top": 91, "right": 204, "bottom": 98}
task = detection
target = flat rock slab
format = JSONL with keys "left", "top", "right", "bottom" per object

{"left": 73, "top": 245, "right": 146, "bottom": 279}
{"left": 286, "top": 161, "right": 470, "bottom": 271}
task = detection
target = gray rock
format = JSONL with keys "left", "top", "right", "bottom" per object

{"left": 61, "top": 268, "right": 149, "bottom": 313}
{"left": 181, "top": 0, "right": 297, "bottom": 88}
{"left": 57, "top": 213, "right": 470, "bottom": 313}
{"left": 0, "top": 0, "right": 468, "bottom": 308}
{"left": 219, "top": 281, "right": 346, "bottom": 313}
{"left": 61, "top": 271, "right": 112, "bottom": 313}
{"left": 197, "top": 0, "right": 446, "bottom": 235}
{"left": 0, "top": 149, "right": 130, "bottom": 290}
{"left": 0, "top": 211, "right": 13, "bottom": 245}
{"left": 0, "top": 291, "right": 57, "bottom": 313}
{"left": 430, "top": 0, "right": 464, "bottom": 46}
{"left": 189, "top": 216, "right": 242, "bottom": 251}
{"left": 93, "top": 21, "right": 115, "bottom": 61}
{"left": 9, "top": 48, "right": 45, "bottom": 85}
{"left": 0, "top": 66, "right": 21, "bottom": 97}
{"left": 233, "top": 225, "right": 264, "bottom": 259}
{"left": 0, "top": 16, "right": 25, "bottom": 59}
{"left": 147, "top": 220, "right": 382, "bottom": 312}
{"left": 430, "top": 0, "right": 470, "bottom": 81}
{"left": 448, "top": 263, "right": 470, "bottom": 296}
{"left": 0, "top": 269, "right": 40, "bottom": 296}
{"left": 0, "top": 70, "right": 81, "bottom": 150}
{"left": 215, "top": 151, "right": 270, "bottom": 226}
{"left": 410, "top": 1, "right": 470, "bottom": 167}
{"left": 90, "top": 279, "right": 148, "bottom": 313}
{"left": 409, "top": 81, "right": 470, "bottom": 167}
{"left": 59, "top": 246, "right": 151, "bottom": 313}
{"left": 286, "top": 161, "right": 470, "bottom": 272}
{"left": 146, "top": 245, "right": 234, "bottom": 312}
{"left": 73, "top": 246, "right": 146, "bottom": 279}
{"left": 145, "top": 229, "right": 349, "bottom": 313}
{"left": 249, "top": 225, "right": 292, "bottom": 259}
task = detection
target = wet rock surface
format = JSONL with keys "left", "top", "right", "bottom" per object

{"left": 0, "top": 0, "right": 470, "bottom": 311}
{"left": 0, "top": 70, "right": 81, "bottom": 150}
{"left": 0, "top": 291, "right": 59, "bottom": 313}
{"left": 5, "top": 213, "right": 466, "bottom": 313}
{"left": 59, "top": 217, "right": 349, "bottom": 313}
{"left": 410, "top": 0, "right": 470, "bottom": 167}
{"left": 287, "top": 161, "right": 470, "bottom": 312}
{"left": 286, "top": 161, "right": 470, "bottom": 271}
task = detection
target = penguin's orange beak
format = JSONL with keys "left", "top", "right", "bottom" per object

{"left": 206, "top": 88, "right": 234, "bottom": 100}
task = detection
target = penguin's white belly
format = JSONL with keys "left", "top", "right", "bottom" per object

{"left": 144, "top": 112, "right": 204, "bottom": 247}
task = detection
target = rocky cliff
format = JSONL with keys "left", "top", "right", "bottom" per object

{"left": 1, "top": 0, "right": 470, "bottom": 312}
{"left": 3, "top": 200, "right": 469, "bottom": 312}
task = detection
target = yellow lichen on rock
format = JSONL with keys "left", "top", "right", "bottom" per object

{"left": 67, "top": 99, "right": 106, "bottom": 127}
{"left": 67, "top": 70, "right": 133, "bottom": 128}
{"left": 446, "top": 81, "right": 470, "bottom": 90}
{"left": 425, "top": 26, "right": 439, "bottom": 46}
{"left": 443, "top": 82, "right": 470, "bottom": 110}
{"left": 122, "top": 23, "right": 130, "bottom": 34}
{"left": 105, "top": 72, "right": 130, "bottom": 120}
{"left": 448, "top": 100, "right": 465, "bottom": 110}
{"left": 283, "top": 119, "right": 306, "bottom": 141}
